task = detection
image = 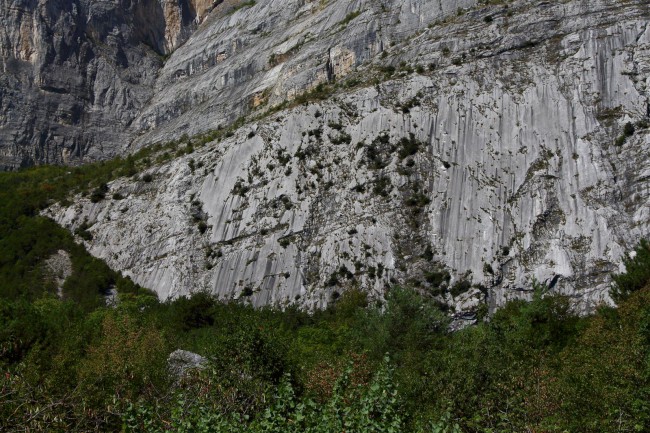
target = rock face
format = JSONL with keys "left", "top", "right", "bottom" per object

{"left": 1, "top": 0, "right": 481, "bottom": 168}
{"left": 124, "top": 0, "right": 479, "bottom": 150}
{"left": 36, "top": 0, "right": 650, "bottom": 314}
{"left": 0, "top": 0, "right": 217, "bottom": 168}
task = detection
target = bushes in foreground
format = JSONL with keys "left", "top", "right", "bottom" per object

{"left": 1, "top": 283, "right": 650, "bottom": 432}
{"left": 1, "top": 162, "right": 650, "bottom": 431}
{"left": 123, "top": 357, "right": 404, "bottom": 433}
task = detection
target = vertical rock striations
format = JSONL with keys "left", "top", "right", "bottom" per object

{"left": 3, "top": 0, "right": 642, "bottom": 314}
{"left": 1, "top": 0, "right": 483, "bottom": 167}
{"left": 0, "top": 0, "right": 211, "bottom": 169}
{"left": 45, "top": 0, "right": 650, "bottom": 315}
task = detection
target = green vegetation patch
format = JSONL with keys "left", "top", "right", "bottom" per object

{"left": 1, "top": 141, "right": 650, "bottom": 432}
{"left": 3, "top": 278, "right": 650, "bottom": 432}
{"left": 339, "top": 11, "right": 361, "bottom": 27}
{"left": 0, "top": 165, "right": 151, "bottom": 308}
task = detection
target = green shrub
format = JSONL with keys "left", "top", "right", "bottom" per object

{"left": 278, "top": 237, "right": 292, "bottom": 248}
{"left": 90, "top": 183, "right": 109, "bottom": 203}
{"left": 171, "top": 292, "right": 216, "bottom": 330}
{"left": 397, "top": 133, "right": 421, "bottom": 159}
{"left": 379, "top": 65, "right": 396, "bottom": 77}
{"left": 372, "top": 176, "right": 392, "bottom": 197}
{"left": 229, "top": 0, "right": 256, "bottom": 14}
{"left": 449, "top": 278, "right": 471, "bottom": 297}
{"left": 75, "top": 220, "right": 93, "bottom": 241}
{"left": 339, "top": 10, "right": 361, "bottom": 27}
{"left": 615, "top": 122, "right": 636, "bottom": 146}
{"left": 483, "top": 263, "right": 494, "bottom": 275}
{"left": 611, "top": 239, "right": 650, "bottom": 302}
{"left": 77, "top": 312, "right": 170, "bottom": 409}
{"left": 623, "top": 121, "right": 635, "bottom": 136}
{"left": 425, "top": 269, "right": 450, "bottom": 287}
{"left": 330, "top": 132, "right": 351, "bottom": 145}
{"left": 232, "top": 179, "right": 251, "bottom": 196}
{"left": 404, "top": 192, "right": 431, "bottom": 208}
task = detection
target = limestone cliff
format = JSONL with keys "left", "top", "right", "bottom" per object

{"left": 0, "top": 0, "right": 220, "bottom": 168}
{"left": 41, "top": 0, "right": 650, "bottom": 317}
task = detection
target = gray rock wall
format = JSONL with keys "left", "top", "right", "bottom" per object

{"left": 126, "top": 0, "right": 479, "bottom": 148}
{"left": 45, "top": 0, "right": 650, "bottom": 315}
{"left": 0, "top": 0, "right": 215, "bottom": 168}
{"left": 1, "top": 0, "right": 483, "bottom": 167}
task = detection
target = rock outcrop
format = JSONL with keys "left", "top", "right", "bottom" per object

{"left": 0, "top": 0, "right": 220, "bottom": 169}
{"left": 2, "top": 0, "right": 485, "bottom": 168}
{"left": 43, "top": 249, "right": 72, "bottom": 298}
{"left": 168, "top": 349, "right": 207, "bottom": 377}
{"left": 43, "top": 0, "right": 650, "bottom": 316}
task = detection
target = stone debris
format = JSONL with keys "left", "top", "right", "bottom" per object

{"left": 43, "top": 250, "right": 72, "bottom": 298}
{"left": 168, "top": 349, "right": 208, "bottom": 377}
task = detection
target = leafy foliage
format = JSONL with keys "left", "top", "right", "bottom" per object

{"left": 2, "top": 275, "right": 650, "bottom": 432}
{"left": 611, "top": 239, "right": 650, "bottom": 302}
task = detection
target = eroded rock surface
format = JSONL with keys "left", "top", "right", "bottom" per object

{"left": 2, "top": 0, "right": 485, "bottom": 168}
{"left": 0, "top": 0, "right": 220, "bottom": 168}
{"left": 15, "top": 0, "right": 644, "bottom": 315}
{"left": 45, "top": 0, "right": 650, "bottom": 315}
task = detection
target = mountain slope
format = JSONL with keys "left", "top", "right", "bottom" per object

{"left": 0, "top": 0, "right": 227, "bottom": 168}
{"left": 44, "top": 0, "right": 650, "bottom": 316}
